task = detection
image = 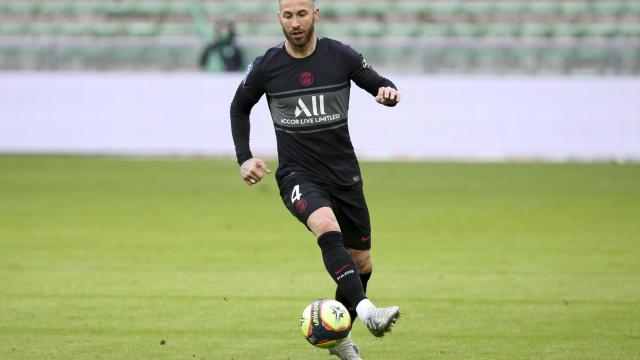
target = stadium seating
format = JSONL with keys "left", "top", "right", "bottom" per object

{"left": 0, "top": 0, "right": 638, "bottom": 73}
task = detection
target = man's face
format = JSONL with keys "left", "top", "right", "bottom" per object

{"left": 279, "top": 0, "right": 319, "bottom": 49}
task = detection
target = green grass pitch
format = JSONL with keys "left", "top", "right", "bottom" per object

{"left": 1, "top": 155, "right": 639, "bottom": 359}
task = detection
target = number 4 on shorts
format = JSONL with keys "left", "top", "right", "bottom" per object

{"left": 291, "top": 185, "right": 302, "bottom": 203}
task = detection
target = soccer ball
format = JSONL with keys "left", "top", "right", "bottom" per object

{"left": 300, "top": 298, "right": 351, "bottom": 349}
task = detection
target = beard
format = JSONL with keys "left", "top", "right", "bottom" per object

{"left": 282, "top": 21, "right": 315, "bottom": 49}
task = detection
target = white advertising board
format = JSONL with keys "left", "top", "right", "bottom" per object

{"left": 1, "top": 73, "right": 638, "bottom": 161}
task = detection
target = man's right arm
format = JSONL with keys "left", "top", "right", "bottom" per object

{"left": 230, "top": 59, "right": 271, "bottom": 185}
{"left": 229, "top": 60, "right": 264, "bottom": 165}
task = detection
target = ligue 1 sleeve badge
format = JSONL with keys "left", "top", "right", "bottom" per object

{"left": 299, "top": 71, "right": 314, "bottom": 87}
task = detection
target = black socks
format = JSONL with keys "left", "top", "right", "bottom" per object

{"left": 337, "top": 271, "right": 372, "bottom": 321}
{"left": 317, "top": 231, "right": 367, "bottom": 312}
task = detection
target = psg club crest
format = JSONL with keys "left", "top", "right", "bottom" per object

{"left": 299, "top": 72, "right": 314, "bottom": 87}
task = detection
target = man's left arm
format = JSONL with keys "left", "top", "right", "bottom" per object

{"left": 345, "top": 46, "right": 400, "bottom": 107}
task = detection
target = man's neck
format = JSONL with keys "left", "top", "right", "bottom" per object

{"left": 285, "top": 36, "right": 317, "bottom": 59}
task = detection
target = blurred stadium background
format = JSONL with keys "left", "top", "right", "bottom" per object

{"left": 1, "top": 0, "right": 639, "bottom": 73}
{"left": 1, "top": 2, "right": 640, "bottom": 360}
{"left": 1, "top": 0, "right": 639, "bottom": 160}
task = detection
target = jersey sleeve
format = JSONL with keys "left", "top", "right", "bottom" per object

{"left": 229, "top": 58, "right": 266, "bottom": 165}
{"left": 342, "top": 45, "right": 398, "bottom": 105}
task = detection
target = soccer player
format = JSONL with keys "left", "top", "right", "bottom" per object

{"left": 230, "top": 1, "right": 401, "bottom": 358}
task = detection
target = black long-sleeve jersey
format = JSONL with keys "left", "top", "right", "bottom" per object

{"left": 230, "top": 37, "right": 396, "bottom": 188}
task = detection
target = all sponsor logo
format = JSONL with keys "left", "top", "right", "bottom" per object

{"left": 279, "top": 95, "right": 342, "bottom": 126}
{"left": 295, "top": 95, "right": 326, "bottom": 117}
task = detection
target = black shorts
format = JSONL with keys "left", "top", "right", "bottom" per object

{"left": 279, "top": 175, "right": 372, "bottom": 250}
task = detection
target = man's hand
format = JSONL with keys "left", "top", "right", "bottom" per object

{"left": 376, "top": 86, "right": 401, "bottom": 106}
{"left": 240, "top": 158, "right": 272, "bottom": 186}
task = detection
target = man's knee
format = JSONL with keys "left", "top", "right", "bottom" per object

{"left": 307, "top": 207, "right": 340, "bottom": 237}
{"left": 347, "top": 248, "right": 372, "bottom": 274}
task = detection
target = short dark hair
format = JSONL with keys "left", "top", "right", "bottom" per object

{"left": 279, "top": 0, "right": 316, "bottom": 4}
